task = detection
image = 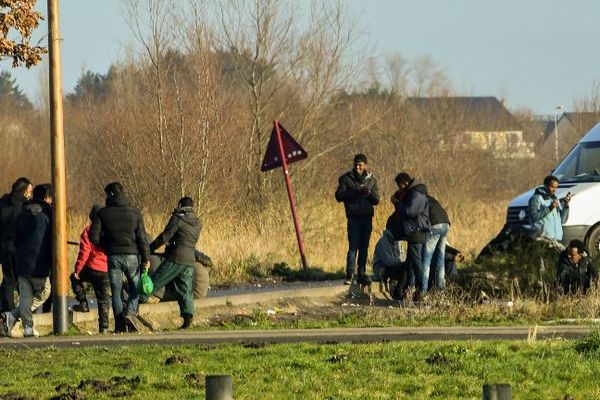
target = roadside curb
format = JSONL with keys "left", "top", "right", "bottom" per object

{"left": 34, "top": 283, "right": 350, "bottom": 327}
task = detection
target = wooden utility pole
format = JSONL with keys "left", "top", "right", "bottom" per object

{"left": 48, "top": 0, "right": 69, "bottom": 334}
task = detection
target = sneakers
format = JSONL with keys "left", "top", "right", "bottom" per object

{"left": 123, "top": 315, "right": 139, "bottom": 333}
{"left": 72, "top": 301, "right": 90, "bottom": 313}
{"left": 357, "top": 274, "right": 372, "bottom": 286}
{"left": 344, "top": 275, "right": 353, "bottom": 285}
{"left": 23, "top": 326, "right": 39, "bottom": 338}
{"left": 2, "top": 311, "right": 16, "bottom": 337}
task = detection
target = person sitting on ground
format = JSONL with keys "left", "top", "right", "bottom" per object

{"left": 372, "top": 229, "right": 404, "bottom": 292}
{"left": 443, "top": 245, "right": 464, "bottom": 283}
{"left": 146, "top": 197, "right": 202, "bottom": 329}
{"left": 90, "top": 182, "right": 150, "bottom": 333}
{"left": 12, "top": 184, "right": 52, "bottom": 338}
{"left": 528, "top": 175, "right": 570, "bottom": 248}
{"left": 70, "top": 205, "right": 110, "bottom": 334}
{"left": 556, "top": 239, "right": 598, "bottom": 294}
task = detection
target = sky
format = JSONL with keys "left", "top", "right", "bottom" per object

{"left": 3, "top": 0, "right": 600, "bottom": 114}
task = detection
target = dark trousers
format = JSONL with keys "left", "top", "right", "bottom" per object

{"left": 394, "top": 242, "right": 424, "bottom": 298}
{"left": 0, "top": 241, "right": 17, "bottom": 312}
{"left": 150, "top": 260, "right": 195, "bottom": 318}
{"left": 346, "top": 217, "right": 373, "bottom": 278}
{"left": 70, "top": 268, "right": 110, "bottom": 330}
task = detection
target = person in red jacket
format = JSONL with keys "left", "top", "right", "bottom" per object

{"left": 70, "top": 205, "right": 110, "bottom": 333}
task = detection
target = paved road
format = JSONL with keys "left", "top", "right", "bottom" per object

{"left": 0, "top": 325, "right": 590, "bottom": 349}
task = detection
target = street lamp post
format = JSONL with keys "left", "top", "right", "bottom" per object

{"left": 554, "top": 105, "right": 564, "bottom": 162}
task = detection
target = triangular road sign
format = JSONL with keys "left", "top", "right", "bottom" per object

{"left": 261, "top": 123, "right": 308, "bottom": 172}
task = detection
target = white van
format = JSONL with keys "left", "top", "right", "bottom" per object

{"left": 506, "top": 122, "right": 600, "bottom": 256}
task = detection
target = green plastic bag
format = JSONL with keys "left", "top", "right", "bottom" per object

{"left": 138, "top": 270, "right": 154, "bottom": 296}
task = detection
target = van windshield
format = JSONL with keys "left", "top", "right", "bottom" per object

{"left": 554, "top": 141, "right": 600, "bottom": 183}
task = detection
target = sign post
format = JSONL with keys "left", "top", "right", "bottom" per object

{"left": 261, "top": 121, "right": 308, "bottom": 270}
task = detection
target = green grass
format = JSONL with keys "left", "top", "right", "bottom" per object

{"left": 2, "top": 336, "right": 600, "bottom": 399}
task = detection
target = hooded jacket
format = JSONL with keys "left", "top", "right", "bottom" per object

{"left": 528, "top": 185, "right": 569, "bottom": 241}
{"left": 15, "top": 199, "right": 52, "bottom": 278}
{"left": 0, "top": 191, "right": 28, "bottom": 243}
{"left": 556, "top": 250, "right": 598, "bottom": 293}
{"left": 372, "top": 229, "right": 403, "bottom": 280}
{"left": 427, "top": 195, "right": 450, "bottom": 226}
{"left": 150, "top": 206, "right": 202, "bottom": 266}
{"left": 335, "top": 170, "right": 380, "bottom": 218}
{"left": 89, "top": 193, "right": 150, "bottom": 263}
{"left": 394, "top": 179, "right": 431, "bottom": 243}
{"left": 74, "top": 226, "right": 108, "bottom": 274}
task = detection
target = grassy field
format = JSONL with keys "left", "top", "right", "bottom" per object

{"left": 2, "top": 334, "right": 600, "bottom": 399}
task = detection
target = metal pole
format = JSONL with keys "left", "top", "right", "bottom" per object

{"left": 205, "top": 375, "right": 233, "bottom": 400}
{"left": 48, "top": 0, "right": 69, "bottom": 334}
{"left": 274, "top": 120, "right": 308, "bottom": 270}
{"left": 554, "top": 112, "right": 559, "bottom": 162}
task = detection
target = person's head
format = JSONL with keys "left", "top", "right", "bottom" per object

{"left": 543, "top": 175, "right": 560, "bottom": 195}
{"left": 394, "top": 172, "right": 412, "bottom": 191}
{"left": 104, "top": 182, "right": 123, "bottom": 199}
{"left": 12, "top": 177, "right": 33, "bottom": 199}
{"left": 567, "top": 239, "right": 586, "bottom": 264}
{"left": 353, "top": 153, "right": 368, "bottom": 175}
{"left": 32, "top": 184, "right": 52, "bottom": 205}
{"left": 89, "top": 204, "right": 102, "bottom": 221}
{"left": 178, "top": 197, "right": 194, "bottom": 208}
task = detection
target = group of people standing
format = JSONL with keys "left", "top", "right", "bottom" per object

{"left": 0, "top": 178, "right": 203, "bottom": 337}
{"left": 335, "top": 154, "right": 460, "bottom": 302}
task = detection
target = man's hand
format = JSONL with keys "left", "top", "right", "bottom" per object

{"left": 455, "top": 253, "right": 465, "bottom": 263}
{"left": 72, "top": 272, "right": 80, "bottom": 280}
{"left": 564, "top": 192, "right": 572, "bottom": 208}
{"left": 143, "top": 261, "right": 150, "bottom": 272}
{"left": 551, "top": 199, "right": 559, "bottom": 209}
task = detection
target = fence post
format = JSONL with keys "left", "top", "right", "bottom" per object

{"left": 206, "top": 375, "right": 233, "bottom": 400}
{"left": 483, "top": 383, "right": 512, "bottom": 400}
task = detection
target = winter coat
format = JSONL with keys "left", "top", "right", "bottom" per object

{"left": 15, "top": 200, "right": 52, "bottom": 278}
{"left": 335, "top": 170, "right": 380, "bottom": 218}
{"left": 427, "top": 195, "right": 450, "bottom": 226}
{"left": 372, "top": 229, "right": 403, "bottom": 280}
{"left": 0, "top": 191, "right": 28, "bottom": 243}
{"left": 74, "top": 225, "right": 108, "bottom": 274}
{"left": 556, "top": 250, "right": 598, "bottom": 293}
{"left": 150, "top": 206, "right": 201, "bottom": 266}
{"left": 394, "top": 179, "right": 431, "bottom": 243}
{"left": 89, "top": 193, "right": 150, "bottom": 263}
{"left": 528, "top": 185, "right": 569, "bottom": 241}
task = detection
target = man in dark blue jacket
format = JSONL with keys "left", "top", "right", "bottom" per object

{"left": 391, "top": 172, "right": 430, "bottom": 301}
{"left": 335, "top": 154, "right": 380, "bottom": 285}
{"left": 0, "top": 177, "right": 33, "bottom": 312}
{"left": 14, "top": 184, "right": 52, "bottom": 337}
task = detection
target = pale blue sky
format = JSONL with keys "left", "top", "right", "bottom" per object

{"left": 3, "top": 0, "right": 599, "bottom": 114}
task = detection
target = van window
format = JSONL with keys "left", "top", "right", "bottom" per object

{"left": 554, "top": 141, "right": 600, "bottom": 182}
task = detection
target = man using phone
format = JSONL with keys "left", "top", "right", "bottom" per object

{"left": 335, "top": 154, "right": 380, "bottom": 285}
{"left": 528, "top": 175, "right": 571, "bottom": 245}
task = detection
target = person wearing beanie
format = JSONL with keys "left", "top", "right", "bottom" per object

{"left": 70, "top": 204, "right": 110, "bottom": 333}
{"left": 335, "top": 153, "right": 380, "bottom": 285}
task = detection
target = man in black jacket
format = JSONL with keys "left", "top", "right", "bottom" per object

{"left": 556, "top": 239, "right": 598, "bottom": 294}
{"left": 335, "top": 154, "right": 380, "bottom": 285}
{"left": 0, "top": 177, "right": 33, "bottom": 312}
{"left": 422, "top": 195, "right": 451, "bottom": 291}
{"left": 147, "top": 197, "right": 201, "bottom": 329}
{"left": 390, "top": 172, "right": 430, "bottom": 301}
{"left": 89, "top": 182, "right": 150, "bottom": 333}
{"left": 14, "top": 184, "right": 52, "bottom": 337}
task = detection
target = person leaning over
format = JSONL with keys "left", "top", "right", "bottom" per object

{"left": 556, "top": 239, "right": 598, "bottom": 294}
{"left": 0, "top": 177, "right": 33, "bottom": 313}
{"left": 70, "top": 205, "right": 110, "bottom": 334}
{"left": 421, "top": 195, "right": 451, "bottom": 291}
{"left": 146, "top": 197, "right": 201, "bottom": 329}
{"left": 335, "top": 153, "right": 380, "bottom": 285}
{"left": 89, "top": 182, "right": 150, "bottom": 333}
{"left": 391, "top": 172, "right": 430, "bottom": 301}
{"left": 528, "top": 175, "right": 570, "bottom": 247}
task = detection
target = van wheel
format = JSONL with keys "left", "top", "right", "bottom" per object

{"left": 586, "top": 225, "right": 600, "bottom": 258}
